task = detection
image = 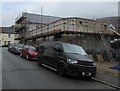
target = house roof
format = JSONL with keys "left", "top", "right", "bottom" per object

{"left": 0, "top": 27, "right": 15, "bottom": 34}
{"left": 16, "top": 12, "right": 62, "bottom": 24}
{"left": 0, "top": 27, "right": 2, "bottom": 33}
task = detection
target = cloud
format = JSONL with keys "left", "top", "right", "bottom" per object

{"left": 1, "top": 2, "right": 118, "bottom": 26}
{"left": 0, "top": 3, "right": 2, "bottom": 27}
{"left": 2, "top": 0, "right": 120, "bottom": 2}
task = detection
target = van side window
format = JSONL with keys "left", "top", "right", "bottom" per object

{"left": 55, "top": 44, "right": 61, "bottom": 50}
{"left": 54, "top": 43, "right": 63, "bottom": 52}
{"left": 39, "top": 46, "right": 45, "bottom": 52}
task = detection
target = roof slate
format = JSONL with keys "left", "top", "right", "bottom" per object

{"left": 23, "top": 13, "right": 61, "bottom": 24}
{"left": 0, "top": 27, "right": 15, "bottom": 34}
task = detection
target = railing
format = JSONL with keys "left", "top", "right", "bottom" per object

{"left": 14, "top": 34, "right": 26, "bottom": 40}
{"left": 28, "top": 18, "right": 113, "bottom": 38}
{"left": 14, "top": 24, "right": 26, "bottom": 31}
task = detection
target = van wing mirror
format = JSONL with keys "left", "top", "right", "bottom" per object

{"left": 54, "top": 47, "right": 63, "bottom": 53}
{"left": 38, "top": 46, "right": 45, "bottom": 53}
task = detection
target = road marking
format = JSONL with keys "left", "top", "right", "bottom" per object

{"left": 92, "top": 78, "right": 120, "bottom": 90}
{"left": 42, "top": 64, "right": 57, "bottom": 71}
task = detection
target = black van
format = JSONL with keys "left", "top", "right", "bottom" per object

{"left": 37, "top": 42, "right": 96, "bottom": 78}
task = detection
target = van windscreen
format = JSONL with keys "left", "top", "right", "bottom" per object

{"left": 62, "top": 43, "right": 87, "bottom": 56}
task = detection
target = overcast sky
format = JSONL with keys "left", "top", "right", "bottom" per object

{"left": 1, "top": 1, "right": 119, "bottom": 27}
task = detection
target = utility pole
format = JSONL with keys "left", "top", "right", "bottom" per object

{"left": 41, "top": 6, "right": 43, "bottom": 34}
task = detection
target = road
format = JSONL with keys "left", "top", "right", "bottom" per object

{"left": 2, "top": 47, "right": 115, "bottom": 89}
{"left": 0, "top": 47, "right": 2, "bottom": 90}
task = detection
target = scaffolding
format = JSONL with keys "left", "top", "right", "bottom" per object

{"left": 14, "top": 12, "right": 116, "bottom": 61}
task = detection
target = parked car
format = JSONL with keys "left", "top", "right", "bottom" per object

{"left": 37, "top": 42, "right": 96, "bottom": 79}
{"left": 20, "top": 45, "right": 40, "bottom": 60}
{"left": 12, "top": 43, "right": 25, "bottom": 55}
{"left": 8, "top": 43, "right": 15, "bottom": 52}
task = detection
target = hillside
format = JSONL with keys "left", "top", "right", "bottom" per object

{"left": 97, "top": 16, "right": 120, "bottom": 33}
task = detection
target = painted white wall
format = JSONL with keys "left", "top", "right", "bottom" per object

{"left": 0, "top": 33, "right": 18, "bottom": 46}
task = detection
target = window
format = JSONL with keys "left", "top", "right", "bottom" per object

{"left": 4, "top": 41, "right": 7, "bottom": 45}
{"left": 8, "top": 34, "right": 11, "bottom": 38}
{"left": 54, "top": 43, "right": 63, "bottom": 52}
{"left": 62, "top": 43, "right": 87, "bottom": 56}
{"left": 55, "top": 43, "right": 62, "bottom": 50}
{"left": 38, "top": 46, "right": 45, "bottom": 51}
{"left": 29, "top": 46, "right": 36, "bottom": 51}
{"left": 8, "top": 41, "right": 10, "bottom": 45}
{"left": 16, "top": 44, "right": 24, "bottom": 48}
{"left": 104, "top": 25, "right": 107, "bottom": 29}
{"left": 25, "top": 45, "right": 29, "bottom": 49}
{"left": 79, "top": 21, "right": 82, "bottom": 24}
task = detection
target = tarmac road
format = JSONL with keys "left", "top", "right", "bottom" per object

{"left": 2, "top": 47, "right": 116, "bottom": 89}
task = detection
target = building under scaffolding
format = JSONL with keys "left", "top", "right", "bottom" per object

{"left": 14, "top": 12, "right": 61, "bottom": 42}
{"left": 14, "top": 12, "right": 115, "bottom": 61}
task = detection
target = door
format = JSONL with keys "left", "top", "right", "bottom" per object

{"left": 42, "top": 46, "right": 54, "bottom": 66}
{"left": 52, "top": 43, "right": 64, "bottom": 69}
{"left": 22, "top": 46, "right": 28, "bottom": 57}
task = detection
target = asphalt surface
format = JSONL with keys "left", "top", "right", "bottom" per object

{"left": 2, "top": 47, "right": 116, "bottom": 89}
{"left": 0, "top": 47, "right": 2, "bottom": 90}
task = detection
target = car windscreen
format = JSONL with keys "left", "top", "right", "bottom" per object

{"left": 62, "top": 43, "right": 87, "bottom": 56}
{"left": 29, "top": 46, "right": 37, "bottom": 51}
{"left": 16, "top": 44, "right": 24, "bottom": 48}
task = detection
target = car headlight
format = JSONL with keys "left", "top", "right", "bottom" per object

{"left": 29, "top": 52, "right": 37, "bottom": 55}
{"left": 29, "top": 52, "right": 33, "bottom": 55}
{"left": 67, "top": 59, "right": 78, "bottom": 64}
{"left": 93, "top": 63, "right": 96, "bottom": 66}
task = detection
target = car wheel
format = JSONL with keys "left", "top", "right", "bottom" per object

{"left": 37, "top": 56, "right": 42, "bottom": 66}
{"left": 37, "top": 60, "right": 42, "bottom": 66}
{"left": 26, "top": 54, "right": 29, "bottom": 60}
{"left": 20, "top": 52, "right": 23, "bottom": 57}
{"left": 57, "top": 63, "right": 66, "bottom": 76}
{"left": 13, "top": 50, "right": 16, "bottom": 54}
{"left": 11, "top": 50, "right": 13, "bottom": 53}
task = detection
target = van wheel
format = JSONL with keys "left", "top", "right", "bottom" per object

{"left": 85, "top": 76, "right": 92, "bottom": 80}
{"left": 57, "top": 63, "right": 66, "bottom": 76}
{"left": 13, "top": 50, "right": 16, "bottom": 55}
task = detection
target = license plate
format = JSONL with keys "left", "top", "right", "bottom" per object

{"left": 82, "top": 72, "right": 91, "bottom": 76}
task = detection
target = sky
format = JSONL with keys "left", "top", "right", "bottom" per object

{"left": 1, "top": 0, "right": 119, "bottom": 27}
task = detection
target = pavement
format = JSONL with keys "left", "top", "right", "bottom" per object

{"left": 0, "top": 47, "right": 2, "bottom": 91}
{"left": 94, "top": 72, "right": 119, "bottom": 87}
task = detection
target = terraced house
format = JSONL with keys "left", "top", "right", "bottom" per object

{"left": 0, "top": 26, "right": 18, "bottom": 46}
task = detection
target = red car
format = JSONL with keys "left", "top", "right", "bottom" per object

{"left": 20, "top": 45, "right": 40, "bottom": 60}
